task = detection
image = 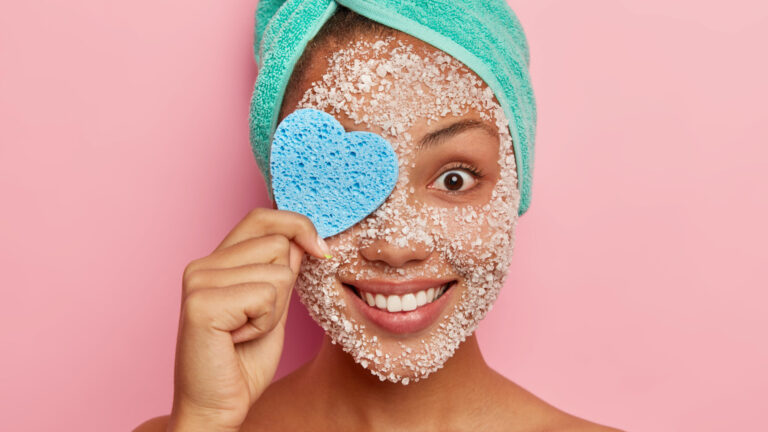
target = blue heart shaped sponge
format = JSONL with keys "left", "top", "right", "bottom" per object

{"left": 270, "top": 108, "right": 399, "bottom": 239}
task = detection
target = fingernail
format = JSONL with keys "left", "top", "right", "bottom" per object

{"left": 316, "top": 236, "right": 332, "bottom": 259}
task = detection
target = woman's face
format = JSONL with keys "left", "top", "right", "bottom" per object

{"left": 277, "top": 34, "right": 520, "bottom": 384}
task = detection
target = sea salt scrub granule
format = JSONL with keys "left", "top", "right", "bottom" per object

{"left": 290, "top": 37, "right": 521, "bottom": 384}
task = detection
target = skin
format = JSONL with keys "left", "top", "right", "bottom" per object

{"left": 285, "top": 31, "right": 523, "bottom": 384}
{"left": 134, "top": 31, "right": 623, "bottom": 432}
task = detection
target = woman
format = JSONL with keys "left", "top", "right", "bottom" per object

{"left": 137, "top": 2, "right": 622, "bottom": 431}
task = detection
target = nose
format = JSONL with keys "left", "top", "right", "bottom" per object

{"left": 358, "top": 235, "right": 431, "bottom": 268}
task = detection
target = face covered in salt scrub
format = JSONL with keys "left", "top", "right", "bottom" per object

{"left": 278, "top": 34, "right": 521, "bottom": 385}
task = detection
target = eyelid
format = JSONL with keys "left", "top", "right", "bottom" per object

{"left": 428, "top": 162, "right": 485, "bottom": 194}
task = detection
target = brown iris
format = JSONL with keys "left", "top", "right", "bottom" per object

{"left": 444, "top": 173, "right": 463, "bottom": 190}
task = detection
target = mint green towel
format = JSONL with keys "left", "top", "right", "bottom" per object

{"left": 249, "top": 0, "right": 537, "bottom": 215}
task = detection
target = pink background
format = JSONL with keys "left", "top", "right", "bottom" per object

{"left": 1, "top": 1, "right": 766, "bottom": 430}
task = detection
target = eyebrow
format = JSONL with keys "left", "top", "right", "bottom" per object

{"left": 417, "top": 119, "right": 499, "bottom": 151}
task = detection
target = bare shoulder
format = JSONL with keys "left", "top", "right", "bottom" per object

{"left": 549, "top": 416, "right": 625, "bottom": 432}
{"left": 132, "top": 415, "right": 170, "bottom": 432}
{"left": 487, "top": 371, "right": 624, "bottom": 432}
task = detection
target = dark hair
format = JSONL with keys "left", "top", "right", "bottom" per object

{"left": 280, "top": 6, "right": 396, "bottom": 117}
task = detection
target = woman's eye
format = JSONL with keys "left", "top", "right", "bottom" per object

{"left": 430, "top": 169, "right": 478, "bottom": 193}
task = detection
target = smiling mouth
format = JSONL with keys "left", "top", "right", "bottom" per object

{"left": 342, "top": 281, "right": 457, "bottom": 313}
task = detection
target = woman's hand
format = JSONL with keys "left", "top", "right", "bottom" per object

{"left": 167, "top": 208, "right": 331, "bottom": 432}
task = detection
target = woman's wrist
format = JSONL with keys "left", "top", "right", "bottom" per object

{"left": 167, "top": 401, "right": 242, "bottom": 432}
{"left": 167, "top": 415, "right": 241, "bottom": 432}
{"left": 167, "top": 417, "right": 238, "bottom": 432}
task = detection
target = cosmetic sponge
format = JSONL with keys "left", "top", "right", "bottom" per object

{"left": 270, "top": 108, "right": 399, "bottom": 238}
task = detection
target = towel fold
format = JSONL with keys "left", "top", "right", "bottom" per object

{"left": 249, "top": 0, "right": 537, "bottom": 215}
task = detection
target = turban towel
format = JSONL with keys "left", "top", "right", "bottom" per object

{"left": 249, "top": 0, "right": 538, "bottom": 215}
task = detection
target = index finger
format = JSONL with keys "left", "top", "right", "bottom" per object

{"left": 214, "top": 207, "right": 332, "bottom": 260}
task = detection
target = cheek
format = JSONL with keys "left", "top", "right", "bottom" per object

{"left": 432, "top": 207, "right": 514, "bottom": 280}
{"left": 318, "top": 227, "right": 364, "bottom": 276}
{"left": 433, "top": 177, "right": 520, "bottom": 283}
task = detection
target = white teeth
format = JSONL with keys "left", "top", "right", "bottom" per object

{"left": 375, "top": 294, "right": 387, "bottom": 309}
{"left": 387, "top": 295, "right": 402, "bottom": 312}
{"left": 357, "top": 282, "right": 453, "bottom": 313}
{"left": 401, "top": 293, "right": 417, "bottom": 311}
{"left": 416, "top": 290, "right": 427, "bottom": 306}
{"left": 365, "top": 292, "right": 375, "bottom": 307}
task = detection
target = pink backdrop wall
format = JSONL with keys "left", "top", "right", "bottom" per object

{"left": 2, "top": 1, "right": 766, "bottom": 430}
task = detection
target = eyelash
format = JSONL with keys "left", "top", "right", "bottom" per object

{"left": 433, "top": 162, "right": 486, "bottom": 194}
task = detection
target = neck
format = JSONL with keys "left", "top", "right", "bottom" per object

{"left": 302, "top": 333, "right": 495, "bottom": 430}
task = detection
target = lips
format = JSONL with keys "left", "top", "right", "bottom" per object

{"left": 345, "top": 278, "right": 456, "bottom": 296}
{"left": 340, "top": 278, "right": 458, "bottom": 335}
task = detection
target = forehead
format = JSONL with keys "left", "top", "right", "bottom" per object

{"left": 280, "top": 33, "right": 500, "bottom": 139}
{"left": 289, "top": 31, "right": 442, "bottom": 96}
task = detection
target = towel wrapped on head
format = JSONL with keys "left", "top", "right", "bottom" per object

{"left": 249, "top": 0, "right": 537, "bottom": 215}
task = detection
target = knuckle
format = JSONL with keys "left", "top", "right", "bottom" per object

{"left": 245, "top": 319, "right": 269, "bottom": 335}
{"left": 247, "top": 207, "right": 268, "bottom": 221}
{"left": 245, "top": 298, "right": 276, "bottom": 333}
{"left": 182, "top": 290, "right": 212, "bottom": 325}
{"left": 295, "top": 214, "right": 318, "bottom": 237}
{"left": 182, "top": 259, "right": 198, "bottom": 283}
{"left": 266, "top": 234, "right": 290, "bottom": 255}
{"left": 245, "top": 283, "right": 277, "bottom": 317}
{"left": 182, "top": 266, "right": 203, "bottom": 291}
{"left": 258, "top": 282, "right": 278, "bottom": 306}
{"left": 272, "top": 265, "right": 295, "bottom": 287}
